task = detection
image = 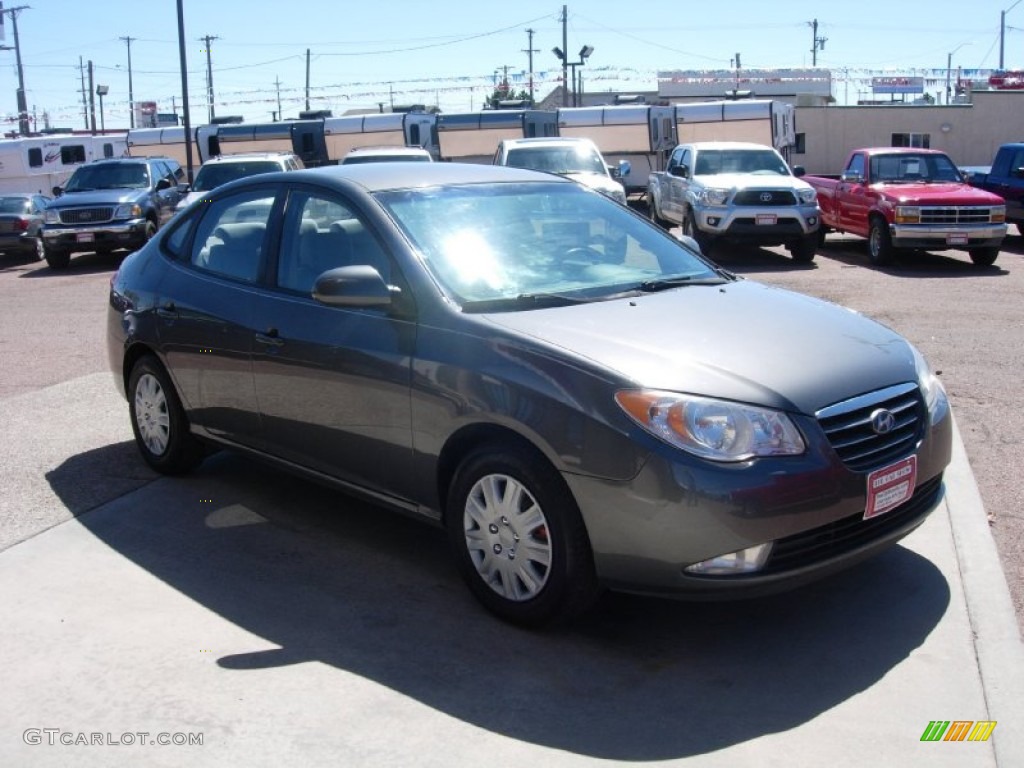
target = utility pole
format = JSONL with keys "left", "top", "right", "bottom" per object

{"left": 1001, "top": 1, "right": 1022, "bottom": 69}
{"left": 200, "top": 34, "right": 219, "bottom": 122}
{"left": 523, "top": 28, "right": 539, "bottom": 103}
{"left": 0, "top": 5, "right": 31, "bottom": 135}
{"left": 79, "top": 56, "right": 88, "bottom": 130}
{"left": 561, "top": 5, "right": 568, "bottom": 106}
{"left": 87, "top": 60, "right": 96, "bottom": 134}
{"left": 305, "top": 48, "right": 311, "bottom": 111}
{"left": 809, "top": 19, "right": 827, "bottom": 66}
{"left": 120, "top": 36, "right": 136, "bottom": 128}
{"left": 274, "top": 76, "right": 282, "bottom": 121}
{"left": 177, "top": 0, "right": 194, "bottom": 183}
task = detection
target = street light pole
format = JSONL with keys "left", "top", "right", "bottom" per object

{"left": 96, "top": 85, "right": 109, "bottom": 132}
{"left": 946, "top": 43, "right": 971, "bottom": 104}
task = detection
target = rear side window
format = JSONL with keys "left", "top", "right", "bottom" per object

{"left": 189, "top": 190, "right": 276, "bottom": 283}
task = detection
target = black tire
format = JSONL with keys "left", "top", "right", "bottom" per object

{"left": 788, "top": 233, "right": 817, "bottom": 263}
{"left": 868, "top": 217, "right": 894, "bottom": 266}
{"left": 817, "top": 226, "right": 829, "bottom": 249}
{"left": 647, "top": 194, "right": 670, "bottom": 230}
{"left": 683, "top": 209, "right": 713, "bottom": 256}
{"left": 968, "top": 247, "right": 999, "bottom": 267}
{"left": 446, "top": 444, "right": 600, "bottom": 627}
{"left": 44, "top": 247, "right": 71, "bottom": 270}
{"left": 26, "top": 236, "right": 45, "bottom": 261}
{"left": 127, "top": 355, "right": 205, "bottom": 475}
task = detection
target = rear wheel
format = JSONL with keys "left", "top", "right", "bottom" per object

{"left": 868, "top": 217, "right": 894, "bottom": 266}
{"left": 27, "top": 236, "right": 45, "bottom": 261}
{"left": 647, "top": 194, "right": 670, "bottom": 230}
{"left": 446, "top": 444, "right": 599, "bottom": 627}
{"left": 968, "top": 247, "right": 999, "bottom": 267}
{"left": 128, "top": 355, "right": 205, "bottom": 475}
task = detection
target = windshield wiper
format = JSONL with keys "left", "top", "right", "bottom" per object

{"left": 462, "top": 292, "right": 593, "bottom": 312}
{"left": 637, "top": 275, "right": 727, "bottom": 292}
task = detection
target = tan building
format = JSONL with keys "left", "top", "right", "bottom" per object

{"left": 793, "top": 90, "right": 1023, "bottom": 174}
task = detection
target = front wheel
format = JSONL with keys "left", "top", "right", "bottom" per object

{"left": 44, "top": 246, "right": 71, "bottom": 270}
{"left": 128, "top": 355, "right": 205, "bottom": 475}
{"left": 968, "top": 247, "right": 999, "bottom": 267}
{"left": 446, "top": 445, "right": 599, "bottom": 627}
{"left": 683, "top": 209, "right": 713, "bottom": 256}
{"left": 788, "top": 233, "right": 818, "bottom": 263}
{"left": 868, "top": 218, "right": 894, "bottom": 266}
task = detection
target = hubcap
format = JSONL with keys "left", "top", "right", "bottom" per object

{"left": 463, "top": 473, "right": 551, "bottom": 602}
{"left": 134, "top": 373, "right": 170, "bottom": 456}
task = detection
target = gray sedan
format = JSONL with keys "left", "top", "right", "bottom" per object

{"left": 107, "top": 163, "right": 952, "bottom": 626}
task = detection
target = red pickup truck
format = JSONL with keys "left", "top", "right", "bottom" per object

{"left": 797, "top": 148, "right": 1007, "bottom": 267}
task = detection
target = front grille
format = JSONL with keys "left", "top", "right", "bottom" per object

{"left": 733, "top": 189, "right": 798, "bottom": 206}
{"left": 59, "top": 207, "right": 114, "bottom": 225}
{"left": 763, "top": 473, "right": 942, "bottom": 573}
{"left": 919, "top": 206, "right": 997, "bottom": 225}
{"left": 816, "top": 383, "right": 925, "bottom": 472}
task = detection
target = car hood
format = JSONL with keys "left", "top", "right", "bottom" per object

{"left": 871, "top": 182, "right": 1004, "bottom": 206}
{"left": 481, "top": 280, "right": 917, "bottom": 415}
{"left": 694, "top": 173, "right": 812, "bottom": 192}
{"left": 50, "top": 189, "right": 148, "bottom": 208}
{"left": 564, "top": 172, "right": 624, "bottom": 198}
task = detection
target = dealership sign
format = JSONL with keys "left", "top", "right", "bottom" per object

{"left": 871, "top": 76, "right": 925, "bottom": 94}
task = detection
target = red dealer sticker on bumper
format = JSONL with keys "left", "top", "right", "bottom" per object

{"left": 864, "top": 456, "right": 917, "bottom": 519}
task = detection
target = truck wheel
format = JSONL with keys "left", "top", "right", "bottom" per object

{"left": 683, "top": 210, "right": 713, "bottom": 256}
{"left": 868, "top": 218, "right": 894, "bottom": 266}
{"left": 44, "top": 247, "right": 71, "bottom": 270}
{"left": 968, "top": 247, "right": 999, "bottom": 267}
{"left": 788, "top": 234, "right": 817, "bottom": 263}
{"left": 647, "top": 195, "right": 669, "bottom": 230}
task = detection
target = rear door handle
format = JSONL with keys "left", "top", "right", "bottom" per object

{"left": 255, "top": 328, "right": 284, "bottom": 347}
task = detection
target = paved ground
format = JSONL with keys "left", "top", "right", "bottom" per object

{"left": 0, "top": 242, "right": 1022, "bottom": 765}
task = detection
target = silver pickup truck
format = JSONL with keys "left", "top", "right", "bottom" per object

{"left": 647, "top": 141, "right": 821, "bottom": 262}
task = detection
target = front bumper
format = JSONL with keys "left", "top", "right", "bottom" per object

{"left": 563, "top": 391, "right": 952, "bottom": 598}
{"left": 695, "top": 203, "right": 820, "bottom": 244}
{"left": 890, "top": 222, "right": 1007, "bottom": 250}
{"left": 43, "top": 218, "right": 149, "bottom": 251}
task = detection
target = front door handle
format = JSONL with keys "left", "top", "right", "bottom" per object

{"left": 255, "top": 328, "right": 284, "bottom": 347}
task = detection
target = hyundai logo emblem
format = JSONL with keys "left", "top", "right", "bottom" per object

{"left": 759, "top": 192, "right": 773, "bottom": 202}
{"left": 870, "top": 408, "right": 897, "bottom": 435}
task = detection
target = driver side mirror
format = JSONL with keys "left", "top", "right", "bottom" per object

{"left": 669, "top": 165, "right": 689, "bottom": 179}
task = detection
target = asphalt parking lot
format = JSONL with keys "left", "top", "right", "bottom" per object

{"left": 0, "top": 231, "right": 1022, "bottom": 766}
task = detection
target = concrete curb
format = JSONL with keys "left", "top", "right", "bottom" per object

{"left": 945, "top": 413, "right": 1024, "bottom": 765}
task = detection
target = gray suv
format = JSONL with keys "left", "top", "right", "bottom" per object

{"left": 42, "top": 157, "right": 184, "bottom": 269}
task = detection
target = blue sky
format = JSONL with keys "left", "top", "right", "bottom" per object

{"left": 1, "top": 0, "right": 1021, "bottom": 129}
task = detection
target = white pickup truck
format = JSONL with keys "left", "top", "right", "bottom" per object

{"left": 647, "top": 141, "right": 821, "bottom": 261}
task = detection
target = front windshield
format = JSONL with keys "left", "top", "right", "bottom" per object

{"left": 693, "top": 149, "right": 790, "bottom": 176}
{"left": 64, "top": 163, "right": 149, "bottom": 192}
{"left": 870, "top": 153, "right": 963, "bottom": 183}
{"left": 193, "top": 161, "right": 283, "bottom": 192}
{"left": 377, "top": 181, "right": 722, "bottom": 310}
{"left": 505, "top": 145, "right": 608, "bottom": 176}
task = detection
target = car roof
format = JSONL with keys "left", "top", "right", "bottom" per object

{"left": 688, "top": 141, "right": 777, "bottom": 151}
{"left": 201, "top": 151, "right": 299, "bottom": 165}
{"left": 283, "top": 162, "right": 573, "bottom": 193}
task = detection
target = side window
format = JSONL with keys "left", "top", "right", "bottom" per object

{"left": 409, "top": 124, "right": 421, "bottom": 146}
{"left": 680, "top": 149, "right": 691, "bottom": 170}
{"left": 162, "top": 208, "right": 198, "bottom": 260}
{"left": 61, "top": 145, "right": 87, "bottom": 165}
{"left": 846, "top": 153, "right": 865, "bottom": 177}
{"left": 276, "top": 190, "right": 390, "bottom": 294}
{"left": 168, "top": 161, "right": 185, "bottom": 182}
{"left": 189, "top": 190, "right": 276, "bottom": 282}
{"left": 28, "top": 148, "right": 42, "bottom": 168}
{"left": 103, "top": 143, "right": 114, "bottom": 158}
{"left": 794, "top": 133, "right": 806, "bottom": 155}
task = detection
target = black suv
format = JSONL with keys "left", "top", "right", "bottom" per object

{"left": 42, "top": 157, "right": 185, "bottom": 269}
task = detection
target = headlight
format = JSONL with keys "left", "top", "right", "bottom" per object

{"left": 701, "top": 188, "right": 730, "bottom": 206}
{"left": 113, "top": 203, "right": 143, "bottom": 219}
{"left": 44, "top": 209, "right": 60, "bottom": 224}
{"left": 992, "top": 205, "right": 1006, "bottom": 223}
{"left": 797, "top": 187, "right": 817, "bottom": 204}
{"left": 895, "top": 206, "right": 920, "bottom": 224}
{"left": 909, "top": 344, "right": 946, "bottom": 413}
{"left": 615, "top": 390, "right": 806, "bottom": 462}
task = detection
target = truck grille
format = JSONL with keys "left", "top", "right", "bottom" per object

{"left": 919, "top": 206, "right": 998, "bottom": 224}
{"left": 733, "top": 189, "right": 798, "bottom": 206}
{"left": 816, "top": 383, "right": 925, "bottom": 472}
{"left": 58, "top": 207, "right": 115, "bottom": 225}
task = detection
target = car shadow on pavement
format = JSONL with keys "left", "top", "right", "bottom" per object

{"left": 17, "top": 250, "right": 127, "bottom": 277}
{"left": 707, "top": 244, "right": 819, "bottom": 275}
{"left": 813, "top": 239, "right": 1011, "bottom": 277}
{"left": 52, "top": 447, "right": 950, "bottom": 761}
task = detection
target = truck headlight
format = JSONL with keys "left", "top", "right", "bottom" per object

{"left": 113, "top": 203, "right": 143, "bottom": 219}
{"left": 44, "top": 209, "right": 60, "bottom": 224}
{"left": 797, "top": 187, "right": 817, "bottom": 204}
{"left": 992, "top": 205, "right": 1006, "bottom": 223}
{"left": 895, "top": 206, "right": 920, "bottom": 224}
{"left": 701, "top": 188, "right": 730, "bottom": 206}
{"left": 615, "top": 390, "right": 805, "bottom": 462}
